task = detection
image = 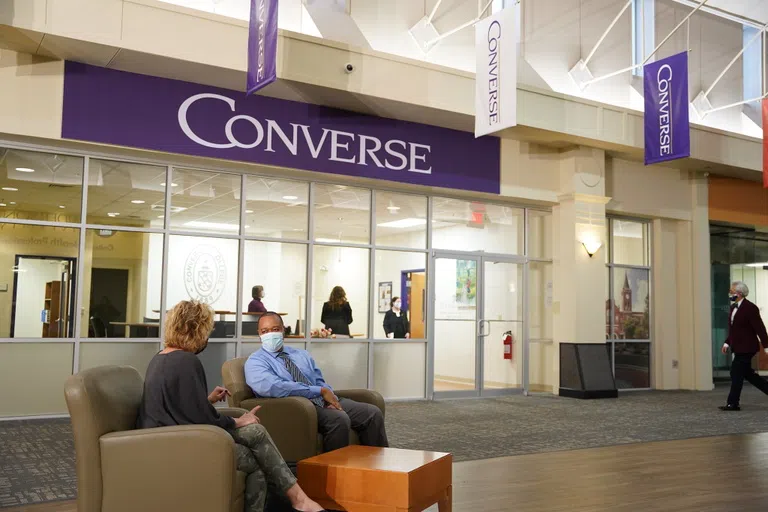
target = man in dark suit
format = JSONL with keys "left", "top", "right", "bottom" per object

{"left": 720, "top": 281, "right": 768, "bottom": 411}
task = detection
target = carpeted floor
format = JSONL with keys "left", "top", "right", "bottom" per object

{"left": 2, "top": 386, "right": 768, "bottom": 508}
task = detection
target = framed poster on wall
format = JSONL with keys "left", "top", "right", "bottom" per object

{"left": 378, "top": 281, "right": 392, "bottom": 313}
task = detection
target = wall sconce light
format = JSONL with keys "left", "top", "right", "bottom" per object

{"left": 581, "top": 239, "right": 603, "bottom": 257}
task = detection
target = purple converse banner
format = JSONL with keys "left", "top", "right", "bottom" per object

{"left": 61, "top": 62, "right": 500, "bottom": 194}
{"left": 247, "top": 0, "right": 278, "bottom": 95}
{"left": 643, "top": 51, "right": 690, "bottom": 165}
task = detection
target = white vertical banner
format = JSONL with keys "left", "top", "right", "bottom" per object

{"left": 474, "top": 7, "right": 517, "bottom": 138}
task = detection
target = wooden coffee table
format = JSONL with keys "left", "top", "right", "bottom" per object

{"left": 298, "top": 446, "right": 452, "bottom": 512}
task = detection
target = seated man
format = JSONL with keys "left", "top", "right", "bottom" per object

{"left": 245, "top": 312, "right": 388, "bottom": 453}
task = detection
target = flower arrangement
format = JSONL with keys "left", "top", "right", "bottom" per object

{"left": 310, "top": 328, "right": 335, "bottom": 339}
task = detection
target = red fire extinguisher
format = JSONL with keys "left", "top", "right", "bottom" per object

{"left": 503, "top": 331, "right": 513, "bottom": 360}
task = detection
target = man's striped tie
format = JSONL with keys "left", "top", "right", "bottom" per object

{"left": 277, "top": 351, "right": 325, "bottom": 408}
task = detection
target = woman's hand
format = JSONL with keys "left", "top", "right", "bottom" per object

{"left": 234, "top": 406, "right": 261, "bottom": 429}
{"left": 208, "top": 386, "right": 231, "bottom": 404}
{"left": 405, "top": 333, "right": 410, "bottom": 339}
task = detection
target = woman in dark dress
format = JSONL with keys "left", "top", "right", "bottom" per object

{"left": 320, "top": 286, "right": 353, "bottom": 336}
{"left": 383, "top": 297, "right": 410, "bottom": 339}
{"left": 137, "top": 300, "right": 323, "bottom": 512}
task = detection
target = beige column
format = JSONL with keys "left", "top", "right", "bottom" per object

{"left": 689, "top": 173, "right": 713, "bottom": 390}
{"left": 551, "top": 147, "right": 610, "bottom": 391}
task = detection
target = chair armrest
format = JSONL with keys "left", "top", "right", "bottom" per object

{"left": 100, "top": 425, "right": 237, "bottom": 512}
{"left": 241, "top": 396, "right": 318, "bottom": 462}
{"left": 336, "top": 389, "right": 386, "bottom": 416}
{"left": 219, "top": 407, "right": 248, "bottom": 418}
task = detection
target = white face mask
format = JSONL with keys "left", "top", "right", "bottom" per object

{"left": 394, "top": 301, "right": 402, "bottom": 309}
{"left": 260, "top": 331, "right": 284, "bottom": 352}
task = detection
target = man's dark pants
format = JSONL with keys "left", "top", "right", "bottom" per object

{"left": 728, "top": 352, "right": 768, "bottom": 406}
{"left": 315, "top": 397, "right": 388, "bottom": 452}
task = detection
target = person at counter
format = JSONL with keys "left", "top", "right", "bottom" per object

{"left": 248, "top": 285, "right": 267, "bottom": 313}
{"left": 383, "top": 297, "right": 410, "bottom": 339}
{"left": 320, "top": 286, "right": 352, "bottom": 336}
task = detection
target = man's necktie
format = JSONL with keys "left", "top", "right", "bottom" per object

{"left": 277, "top": 352, "right": 325, "bottom": 407}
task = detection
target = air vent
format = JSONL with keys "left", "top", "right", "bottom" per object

{"left": 48, "top": 184, "right": 75, "bottom": 188}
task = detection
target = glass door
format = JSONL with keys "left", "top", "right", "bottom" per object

{"left": 430, "top": 252, "right": 526, "bottom": 398}
{"left": 431, "top": 254, "right": 480, "bottom": 397}
{"left": 481, "top": 258, "right": 524, "bottom": 396}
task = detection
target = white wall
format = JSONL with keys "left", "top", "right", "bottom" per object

{"left": 311, "top": 245, "right": 369, "bottom": 337}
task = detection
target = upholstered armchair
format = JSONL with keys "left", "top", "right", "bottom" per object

{"left": 64, "top": 365, "right": 248, "bottom": 512}
{"left": 222, "top": 356, "right": 385, "bottom": 463}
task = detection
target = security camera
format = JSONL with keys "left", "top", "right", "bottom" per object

{"left": 344, "top": 63, "right": 355, "bottom": 74}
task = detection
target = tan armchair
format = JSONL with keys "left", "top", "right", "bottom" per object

{"left": 222, "top": 356, "right": 385, "bottom": 463}
{"left": 64, "top": 365, "right": 249, "bottom": 512}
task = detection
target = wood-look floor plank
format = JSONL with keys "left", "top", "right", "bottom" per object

{"left": 7, "top": 434, "right": 768, "bottom": 512}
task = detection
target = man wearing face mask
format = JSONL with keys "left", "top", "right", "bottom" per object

{"left": 244, "top": 312, "right": 388, "bottom": 452}
{"left": 719, "top": 281, "right": 768, "bottom": 411}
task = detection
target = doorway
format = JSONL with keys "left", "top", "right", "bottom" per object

{"left": 89, "top": 268, "right": 130, "bottom": 338}
{"left": 10, "top": 255, "right": 77, "bottom": 338}
{"left": 400, "top": 269, "right": 426, "bottom": 339}
{"left": 430, "top": 251, "right": 528, "bottom": 398}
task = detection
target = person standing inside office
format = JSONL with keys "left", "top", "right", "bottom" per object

{"left": 719, "top": 281, "right": 768, "bottom": 411}
{"left": 383, "top": 297, "right": 410, "bottom": 339}
{"left": 248, "top": 285, "right": 267, "bottom": 313}
{"left": 321, "top": 286, "right": 352, "bottom": 337}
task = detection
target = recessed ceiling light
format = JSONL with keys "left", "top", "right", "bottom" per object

{"left": 0, "top": 203, "right": 6, "bottom": 207}
{"left": 131, "top": 200, "right": 145, "bottom": 204}
{"left": 245, "top": 209, "right": 254, "bottom": 214}
{"left": 15, "top": 167, "right": 34, "bottom": 173}
{"left": 157, "top": 215, "right": 165, "bottom": 219}
{"left": 2, "top": 187, "right": 18, "bottom": 192}
{"left": 107, "top": 212, "right": 120, "bottom": 217}
{"left": 377, "top": 218, "right": 427, "bottom": 229}
{"left": 283, "top": 195, "right": 299, "bottom": 201}
{"left": 161, "top": 182, "right": 179, "bottom": 187}
{"left": 9, "top": 202, "right": 15, "bottom": 205}
{"left": 58, "top": 205, "right": 65, "bottom": 209}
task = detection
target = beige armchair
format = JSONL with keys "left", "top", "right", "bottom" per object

{"left": 222, "top": 356, "right": 385, "bottom": 463}
{"left": 64, "top": 365, "right": 249, "bottom": 512}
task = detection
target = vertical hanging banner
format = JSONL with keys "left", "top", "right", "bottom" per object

{"left": 763, "top": 98, "right": 768, "bottom": 188}
{"left": 643, "top": 51, "right": 690, "bottom": 165}
{"left": 474, "top": 7, "right": 517, "bottom": 138}
{"left": 247, "top": 0, "right": 279, "bottom": 95}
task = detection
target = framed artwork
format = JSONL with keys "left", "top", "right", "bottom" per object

{"left": 455, "top": 259, "right": 476, "bottom": 308}
{"left": 378, "top": 281, "right": 393, "bottom": 313}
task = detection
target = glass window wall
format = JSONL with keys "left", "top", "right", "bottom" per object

{"left": 0, "top": 144, "right": 550, "bottom": 416}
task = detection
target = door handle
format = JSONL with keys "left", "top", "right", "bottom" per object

{"left": 478, "top": 320, "right": 491, "bottom": 337}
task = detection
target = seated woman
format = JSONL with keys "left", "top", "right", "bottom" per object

{"left": 137, "top": 300, "right": 324, "bottom": 512}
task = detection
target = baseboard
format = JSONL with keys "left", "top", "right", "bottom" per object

{"left": 559, "top": 388, "right": 618, "bottom": 399}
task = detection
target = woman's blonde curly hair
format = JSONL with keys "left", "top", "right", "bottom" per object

{"left": 164, "top": 300, "right": 214, "bottom": 352}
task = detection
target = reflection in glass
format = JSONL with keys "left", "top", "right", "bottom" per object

{"left": 612, "top": 219, "right": 649, "bottom": 266}
{"left": 433, "top": 257, "right": 477, "bottom": 392}
{"left": 311, "top": 245, "right": 369, "bottom": 338}
{"left": 610, "top": 268, "right": 650, "bottom": 340}
{"left": 84, "top": 230, "right": 162, "bottom": 338}
{"left": 243, "top": 241, "right": 307, "bottom": 337}
{"left": 244, "top": 176, "right": 308, "bottom": 239}
{"left": 87, "top": 159, "right": 167, "bottom": 226}
{"left": 432, "top": 198, "right": 523, "bottom": 254}
{"left": 169, "top": 168, "right": 241, "bottom": 234}
{"left": 613, "top": 342, "right": 650, "bottom": 389}
{"left": 373, "top": 251, "right": 426, "bottom": 339}
{"left": 1, "top": 226, "right": 79, "bottom": 339}
{"left": 0, "top": 148, "right": 84, "bottom": 222}
{"left": 313, "top": 184, "right": 370, "bottom": 244}
{"left": 375, "top": 191, "right": 427, "bottom": 249}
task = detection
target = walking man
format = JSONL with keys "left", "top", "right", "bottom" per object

{"left": 720, "top": 281, "right": 768, "bottom": 411}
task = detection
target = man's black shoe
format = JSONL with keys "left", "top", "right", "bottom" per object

{"left": 719, "top": 404, "right": 741, "bottom": 411}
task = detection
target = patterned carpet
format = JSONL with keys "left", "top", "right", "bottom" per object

{"left": 2, "top": 386, "right": 768, "bottom": 508}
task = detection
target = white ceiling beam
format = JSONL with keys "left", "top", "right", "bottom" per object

{"left": 672, "top": 0, "right": 765, "bottom": 29}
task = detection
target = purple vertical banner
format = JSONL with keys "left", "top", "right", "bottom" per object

{"left": 643, "top": 51, "right": 690, "bottom": 165}
{"left": 247, "top": 0, "right": 278, "bottom": 95}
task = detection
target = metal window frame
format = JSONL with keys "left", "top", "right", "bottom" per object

{"left": 0, "top": 138, "right": 553, "bottom": 418}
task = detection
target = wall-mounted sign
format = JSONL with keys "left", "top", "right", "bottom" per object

{"left": 475, "top": 7, "right": 517, "bottom": 138}
{"left": 643, "top": 51, "right": 690, "bottom": 165}
{"left": 62, "top": 62, "right": 501, "bottom": 194}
